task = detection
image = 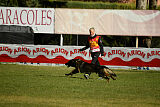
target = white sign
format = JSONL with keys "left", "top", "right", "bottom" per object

{"left": 55, "top": 9, "right": 160, "bottom": 36}
{"left": 0, "top": 7, "right": 54, "bottom": 33}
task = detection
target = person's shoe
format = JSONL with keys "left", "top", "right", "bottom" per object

{"left": 84, "top": 74, "right": 89, "bottom": 79}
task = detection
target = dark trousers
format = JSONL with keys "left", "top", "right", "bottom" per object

{"left": 85, "top": 52, "right": 100, "bottom": 76}
{"left": 91, "top": 52, "right": 103, "bottom": 77}
{"left": 91, "top": 52, "right": 100, "bottom": 66}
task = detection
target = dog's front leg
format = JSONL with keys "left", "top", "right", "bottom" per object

{"left": 65, "top": 69, "right": 79, "bottom": 76}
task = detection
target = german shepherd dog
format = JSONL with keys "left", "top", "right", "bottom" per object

{"left": 65, "top": 59, "right": 117, "bottom": 82}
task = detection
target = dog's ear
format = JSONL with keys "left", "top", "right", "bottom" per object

{"left": 65, "top": 60, "right": 73, "bottom": 67}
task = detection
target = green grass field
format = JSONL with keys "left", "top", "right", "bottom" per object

{"left": 0, "top": 64, "right": 160, "bottom": 107}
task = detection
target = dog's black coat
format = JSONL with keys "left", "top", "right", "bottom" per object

{"left": 65, "top": 59, "right": 117, "bottom": 82}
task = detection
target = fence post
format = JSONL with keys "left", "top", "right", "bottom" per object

{"left": 136, "top": 36, "right": 138, "bottom": 48}
{"left": 60, "top": 34, "right": 63, "bottom": 46}
{"left": 77, "top": 34, "right": 78, "bottom": 46}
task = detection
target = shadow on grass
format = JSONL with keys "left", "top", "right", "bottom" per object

{"left": 35, "top": 74, "right": 85, "bottom": 80}
{"left": 69, "top": 76, "right": 84, "bottom": 80}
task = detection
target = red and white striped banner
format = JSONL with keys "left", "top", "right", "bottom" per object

{"left": 0, "top": 44, "right": 160, "bottom": 67}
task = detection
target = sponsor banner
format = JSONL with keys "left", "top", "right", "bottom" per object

{"left": 0, "top": 7, "right": 54, "bottom": 33}
{"left": 0, "top": 44, "right": 160, "bottom": 67}
{"left": 55, "top": 9, "right": 160, "bottom": 36}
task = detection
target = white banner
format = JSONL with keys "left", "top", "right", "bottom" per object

{"left": 0, "top": 7, "right": 55, "bottom": 33}
{"left": 55, "top": 9, "right": 160, "bottom": 36}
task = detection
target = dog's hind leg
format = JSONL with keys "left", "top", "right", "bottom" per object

{"left": 101, "top": 68, "right": 110, "bottom": 83}
{"left": 104, "top": 68, "right": 117, "bottom": 80}
{"left": 111, "top": 75, "right": 116, "bottom": 80}
{"left": 104, "top": 76, "right": 110, "bottom": 83}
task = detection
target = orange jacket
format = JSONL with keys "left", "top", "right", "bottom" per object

{"left": 80, "top": 34, "right": 104, "bottom": 56}
{"left": 88, "top": 35, "right": 100, "bottom": 52}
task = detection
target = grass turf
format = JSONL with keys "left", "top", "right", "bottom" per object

{"left": 0, "top": 64, "right": 160, "bottom": 107}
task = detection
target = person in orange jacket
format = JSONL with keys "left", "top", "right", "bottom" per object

{"left": 80, "top": 27, "right": 104, "bottom": 79}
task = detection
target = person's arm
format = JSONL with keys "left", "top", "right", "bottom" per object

{"left": 98, "top": 37, "right": 104, "bottom": 56}
{"left": 80, "top": 40, "right": 90, "bottom": 51}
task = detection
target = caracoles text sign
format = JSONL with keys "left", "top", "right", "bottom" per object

{"left": 0, "top": 7, "right": 54, "bottom": 33}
